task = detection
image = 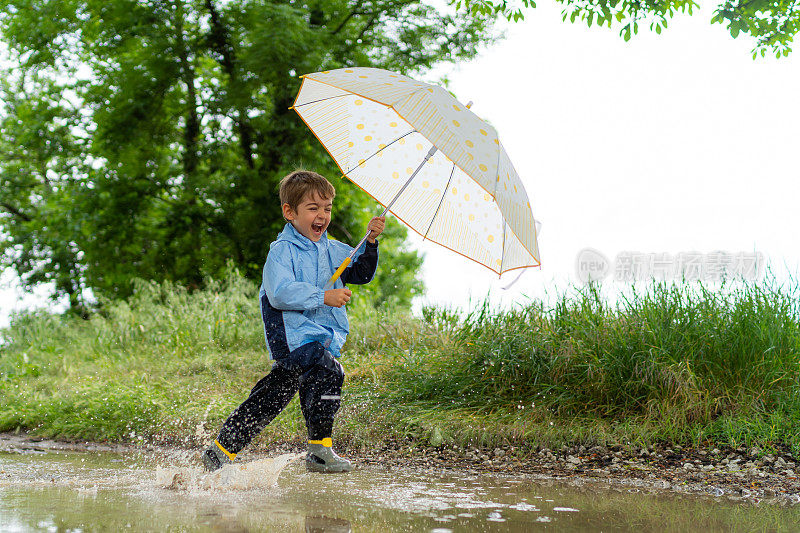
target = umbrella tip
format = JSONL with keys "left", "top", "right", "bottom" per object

{"left": 466, "top": 101, "right": 473, "bottom": 109}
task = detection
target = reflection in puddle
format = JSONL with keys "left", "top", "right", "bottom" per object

{"left": 2, "top": 450, "right": 800, "bottom": 532}
{"left": 305, "top": 515, "right": 352, "bottom": 532}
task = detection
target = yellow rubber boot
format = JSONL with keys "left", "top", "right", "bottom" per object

{"left": 202, "top": 440, "right": 235, "bottom": 472}
{"left": 306, "top": 438, "right": 352, "bottom": 473}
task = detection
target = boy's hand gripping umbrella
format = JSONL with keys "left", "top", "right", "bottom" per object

{"left": 292, "top": 67, "right": 541, "bottom": 289}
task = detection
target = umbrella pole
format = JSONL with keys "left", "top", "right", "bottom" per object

{"left": 324, "top": 144, "right": 438, "bottom": 290}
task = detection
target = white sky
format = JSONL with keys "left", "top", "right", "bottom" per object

{"left": 412, "top": 2, "right": 800, "bottom": 311}
{"left": 2, "top": 3, "right": 799, "bottom": 326}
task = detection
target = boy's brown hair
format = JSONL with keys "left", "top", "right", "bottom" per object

{"left": 279, "top": 170, "right": 336, "bottom": 216}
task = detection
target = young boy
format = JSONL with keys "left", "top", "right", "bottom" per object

{"left": 202, "top": 170, "right": 385, "bottom": 473}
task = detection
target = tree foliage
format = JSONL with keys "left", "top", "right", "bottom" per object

{"left": 0, "top": 0, "right": 498, "bottom": 312}
{"left": 459, "top": 0, "right": 799, "bottom": 57}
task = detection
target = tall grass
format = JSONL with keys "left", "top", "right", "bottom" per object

{"left": 1, "top": 271, "right": 799, "bottom": 451}
{"left": 377, "top": 280, "right": 800, "bottom": 448}
{"left": 0, "top": 272, "right": 273, "bottom": 442}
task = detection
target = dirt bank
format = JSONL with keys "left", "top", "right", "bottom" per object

{"left": 3, "top": 432, "right": 799, "bottom": 505}
{"left": 356, "top": 439, "right": 800, "bottom": 506}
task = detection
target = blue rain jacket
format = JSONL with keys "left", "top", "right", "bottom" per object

{"left": 259, "top": 223, "right": 379, "bottom": 359}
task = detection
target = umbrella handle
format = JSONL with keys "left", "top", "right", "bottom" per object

{"left": 323, "top": 230, "right": 371, "bottom": 290}
{"left": 323, "top": 144, "right": 438, "bottom": 292}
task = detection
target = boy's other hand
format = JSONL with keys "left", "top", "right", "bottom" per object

{"left": 325, "top": 288, "right": 352, "bottom": 307}
{"left": 367, "top": 216, "right": 386, "bottom": 243}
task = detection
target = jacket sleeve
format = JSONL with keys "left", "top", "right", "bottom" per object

{"left": 340, "top": 240, "right": 379, "bottom": 285}
{"left": 264, "top": 242, "right": 326, "bottom": 310}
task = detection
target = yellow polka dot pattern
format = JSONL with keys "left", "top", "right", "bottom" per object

{"left": 292, "top": 67, "right": 540, "bottom": 272}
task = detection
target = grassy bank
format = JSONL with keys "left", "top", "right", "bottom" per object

{"left": 1, "top": 272, "right": 799, "bottom": 455}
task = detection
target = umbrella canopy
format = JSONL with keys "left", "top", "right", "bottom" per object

{"left": 292, "top": 67, "right": 540, "bottom": 278}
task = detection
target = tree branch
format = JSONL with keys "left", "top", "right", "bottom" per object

{"left": 331, "top": 1, "right": 366, "bottom": 35}
{"left": 342, "top": 0, "right": 417, "bottom": 50}
{"left": 204, "top": 0, "right": 256, "bottom": 170}
{"left": 329, "top": 220, "right": 353, "bottom": 241}
{"left": 357, "top": 13, "right": 380, "bottom": 40}
{"left": 175, "top": 1, "right": 201, "bottom": 180}
{"left": 0, "top": 202, "right": 32, "bottom": 222}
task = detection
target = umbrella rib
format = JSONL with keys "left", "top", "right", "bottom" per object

{"left": 499, "top": 220, "right": 507, "bottom": 274}
{"left": 293, "top": 94, "right": 349, "bottom": 109}
{"left": 423, "top": 162, "right": 456, "bottom": 240}
{"left": 342, "top": 130, "right": 417, "bottom": 174}
{"left": 491, "top": 141, "right": 502, "bottom": 198}
{"left": 491, "top": 140, "right": 510, "bottom": 273}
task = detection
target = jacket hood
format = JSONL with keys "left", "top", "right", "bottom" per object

{"left": 272, "top": 223, "right": 329, "bottom": 251}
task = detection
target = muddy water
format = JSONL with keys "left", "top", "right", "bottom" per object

{"left": 2, "top": 450, "right": 800, "bottom": 532}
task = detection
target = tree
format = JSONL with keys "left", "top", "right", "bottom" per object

{"left": 0, "top": 0, "right": 497, "bottom": 311}
{"left": 459, "top": 0, "right": 799, "bottom": 58}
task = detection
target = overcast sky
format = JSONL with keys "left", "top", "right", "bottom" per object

{"left": 413, "top": 2, "right": 800, "bottom": 311}
{"left": 2, "top": 3, "right": 799, "bottom": 326}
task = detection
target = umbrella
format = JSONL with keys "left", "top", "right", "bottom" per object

{"left": 291, "top": 67, "right": 540, "bottom": 289}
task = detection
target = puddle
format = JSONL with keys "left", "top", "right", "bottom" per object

{"left": 2, "top": 450, "right": 800, "bottom": 531}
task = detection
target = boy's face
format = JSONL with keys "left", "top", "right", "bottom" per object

{"left": 283, "top": 191, "right": 333, "bottom": 242}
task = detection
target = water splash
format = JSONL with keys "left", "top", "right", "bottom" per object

{"left": 193, "top": 401, "right": 216, "bottom": 442}
{"left": 155, "top": 453, "right": 302, "bottom": 491}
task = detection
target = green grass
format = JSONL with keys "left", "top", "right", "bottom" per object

{"left": 2, "top": 271, "right": 800, "bottom": 454}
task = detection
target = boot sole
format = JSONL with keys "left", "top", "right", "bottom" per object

{"left": 202, "top": 450, "right": 224, "bottom": 472}
{"left": 305, "top": 460, "right": 352, "bottom": 473}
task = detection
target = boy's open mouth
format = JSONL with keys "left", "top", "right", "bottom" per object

{"left": 312, "top": 222, "right": 324, "bottom": 235}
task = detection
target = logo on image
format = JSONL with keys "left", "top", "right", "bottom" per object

{"left": 575, "top": 248, "right": 611, "bottom": 283}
